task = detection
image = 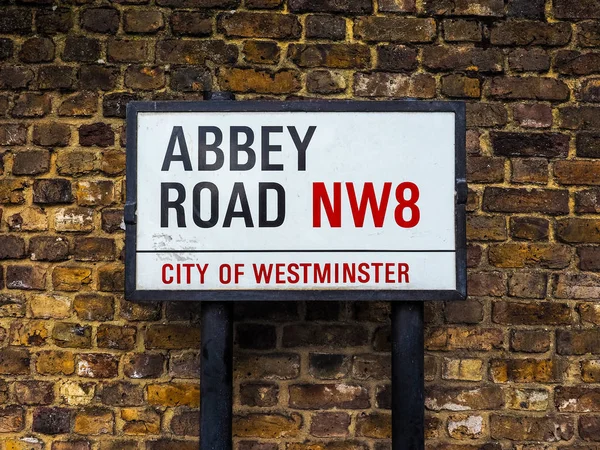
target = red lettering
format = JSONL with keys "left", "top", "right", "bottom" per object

{"left": 162, "top": 264, "right": 173, "bottom": 284}
{"left": 313, "top": 182, "right": 341, "bottom": 227}
{"left": 395, "top": 182, "right": 420, "bottom": 228}
{"left": 253, "top": 264, "right": 273, "bottom": 283}
{"left": 346, "top": 182, "right": 391, "bottom": 228}
{"left": 398, "top": 263, "right": 410, "bottom": 283}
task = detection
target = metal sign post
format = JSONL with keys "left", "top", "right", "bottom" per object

{"left": 124, "top": 99, "right": 466, "bottom": 450}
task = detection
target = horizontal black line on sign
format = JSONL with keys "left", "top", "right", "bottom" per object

{"left": 137, "top": 250, "right": 456, "bottom": 253}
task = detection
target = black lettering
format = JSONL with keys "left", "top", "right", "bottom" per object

{"left": 223, "top": 182, "right": 253, "bottom": 227}
{"left": 161, "top": 126, "right": 192, "bottom": 171}
{"left": 192, "top": 182, "right": 219, "bottom": 228}
{"left": 261, "top": 126, "right": 284, "bottom": 171}
{"left": 230, "top": 126, "right": 256, "bottom": 171}
{"left": 259, "top": 182, "right": 285, "bottom": 227}
{"left": 161, "top": 183, "right": 186, "bottom": 227}
{"left": 288, "top": 126, "right": 316, "bottom": 171}
{"left": 199, "top": 126, "right": 224, "bottom": 171}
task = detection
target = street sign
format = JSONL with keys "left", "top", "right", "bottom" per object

{"left": 125, "top": 101, "right": 466, "bottom": 301}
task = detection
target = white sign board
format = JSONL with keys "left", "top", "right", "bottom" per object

{"left": 125, "top": 101, "right": 466, "bottom": 301}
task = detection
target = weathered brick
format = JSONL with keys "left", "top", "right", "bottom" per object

{"left": 32, "top": 407, "right": 71, "bottom": 435}
{"left": 124, "top": 10, "right": 164, "bottom": 33}
{"left": 289, "top": 43, "right": 370, "bottom": 68}
{"left": 157, "top": 39, "right": 237, "bottom": 65}
{"left": 558, "top": 329, "right": 600, "bottom": 355}
{"left": 147, "top": 383, "right": 200, "bottom": 407}
{"left": 219, "top": 12, "right": 301, "bottom": 39}
{"left": 354, "top": 17, "right": 436, "bottom": 43}
{"left": 39, "top": 66, "right": 76, "bottom": 90}
{"left": 442, "top": 74, "right": 480, "bottom": 98}
{"left": 508, "top": 0, "right": 546, "bottom": 19}
{"left": 490, "top": 414, "right": 573, "bottom": 441}
{"left": 235, "top": 353, "right": 300, "bottom": 380}
{"left": 170, "top": 410, "right": 199, "bottom": 435}
{"left": 443, "top": 19, "right": 482, "bottom": 42}
{"left": 13, "top": 150, "right": 50, "bottom": 176}
{"left": 493, "top": 301, "right": 571, "bottom": 326}
{"left": 489, "top": 77, "right": 570, "bottom": 101}
{"left": 170, "top": 11, "right": 211, "bottom": 36}
{"left": 15, "top": 381, "right": 54, "bottom": 405}
{"left": 306, "top": 14, "right": 346, "bottom": 40}
{"left": 7, "top": 265, "right": 47, "bottom": 290}
{"left": 555, "top": 0, "right": 600, "bottom": 19}
{"left": 510, "top": 330, "right": 551, "bottom": 353}
{"left": 0, "top": 179, "right": 27, "bottom": 205}
{"left": 121, "top": 407, "right": 160, "bottom": 434}
{"left": 423, "top": 0, "right": 504, "bottom": 16}
{"left": 442, "top": 358, "right": 483, "bottom": 381}
{"left": 511, "top": 159, "right": 549, "bottom": 185}
{"left": 556, "top": 161, "right": 600, "bottom": 186}
{"left": 146, "top": 324, "right": 201, "bottom": 349}
{"left": 36, "top": 350, "right": 75, "bottom": 375}
{"left": 425, "top": 386, "right": 504, "bottom": 411}
{"left": 73, "top": 408, "right": 114, "bottom": 435}
{"left": 219, "top": 67, "right": 300, "bottom": 94}
{"left": 560, "top": 106, "right": 600, "bottom": 130}
{"left": 423, "top": 46, "right": 503, "bottom": 72}
{"left": 81, "top": 8, "right": 120, "bottom": 34}
{"left": 466, "top": 103, "right": 507, "bottom": 127}
{"left": 513, "top": 104, "right": 553, "bottom": 129}
{"left": 492, "top": 132, "right": 569, "bottom": 158}
{"left": 444, "top": 300, "right": 484, "bottom": 324}
{"left": 0, "top": 348, "right": 30, "bottom": 375}
{"left": 63, "top": 36, "right": 101, "bottom": 62}
{"left": 79, "top": 65, "right": 118, "bottom": 91}
{"left": 579, "top": 21, "right": 600, "bottom": 47}
{"left": 555, "top": 273, "right": 600, "bottom": 299}
{"left": 0, "top": 8, "right": 32, "bottom": 34}
{"left": 489, "top": 243, "right": 571, "bottom": 269}
{"left": 467, "top": 216, "right": 507, "bottom": 241}
{"left": 556, "top": 50, "right": 600, "bottom": 76}
{"left": 55, "top": 207, "right": 94, "bottom": 232}
{"left": 29, "top": 236, "right": 69, "bottom": 262}
{"left": 579, "top": 246, "right": 600, "bottom": 271}
{"left": 467, "top": 271, "right": 505, "bottom": 296}
{"left": 309, "top": 353, "right": 350, "bottom": 379}
{"left": 508, "top": 48, "right": 551, "bottom": 72}
{"left": 12, "top": 93, "right": 51, "bottom": 118}
{"left": 508, "top": 272, "right": 547, "bottom": 299}
{"left": 427, "top": 327, "right": 504, "bottom": 351}
{"left": 0, "top": 124, "right": 27, "bottom": 145}
{"left": 124, "top": 66, "right": 165, "bottom": 90}
{"left": 0, "top": 39, "right": 12, "bottom": 60}
{"left": 376, "top": 45, "right": 417, "bottom": 72}
{"left": 36, "top": 8, "right": 73, "bottom": 34}
{"left": 289, "top": 0, "right": 372, "bottom": 14}
{"left": 240, "top": 382, "right": 279, "bottom": 407}
{"left": 580, "top": 416, "right": 600, "bottom": 441}
{"left": 583, "top": 360, "right": 600, "bottom": 381}
{"left": 354, "top": 73, "right": 435, "bottom": 98}
{"left": 556, "top": 386, "right": 600, "bottom": 412}
{"left": 0, "top": 66, "right": 34, "bottom": 89}
{"left": 491, "top": 22, "right": 571, "bottom": 46}
{"left": 33, "top": 122, "right": 71, "bottom": 147}
{"left": 77, "top": 354, "right": 118, "bottom": 378}
{"left": 556, "top": 218, "right": 600, "bottom": 244}
{"left": 289, "top": 383, "right": 369, "bottom": 409}
{"left": 34, "top": 179, "right": 73, "bottom": 204}
{"left": 97, "top": 325, "right": 136, "bottom": 351}
{"left": 577, "top": 133, "right": 600, "bottom": 158}
{"left": 124, "top": 353, "right": 164, "bottom": 379}
{"left": 19, "top": 37, "right": 55, "bottom": 62}
{"left": 483, "top": 187, "right": 569, "bottom": 215}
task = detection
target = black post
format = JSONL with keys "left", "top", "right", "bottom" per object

{"left": 201, "top": 301, "right": 233, "bottom": 450}
{"left": 200, "top": 91, "right": 235, "bottom": 450}
{"left": 392, "top": 301, "right": 424, "bottom": 450}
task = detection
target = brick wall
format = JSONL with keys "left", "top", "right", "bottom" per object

{"left": 0, "top": 0, "right": 599, "bottom": 448}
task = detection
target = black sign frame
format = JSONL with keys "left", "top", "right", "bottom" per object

{"left": 125, "top": 100, "right": 467, "bottom": 302}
